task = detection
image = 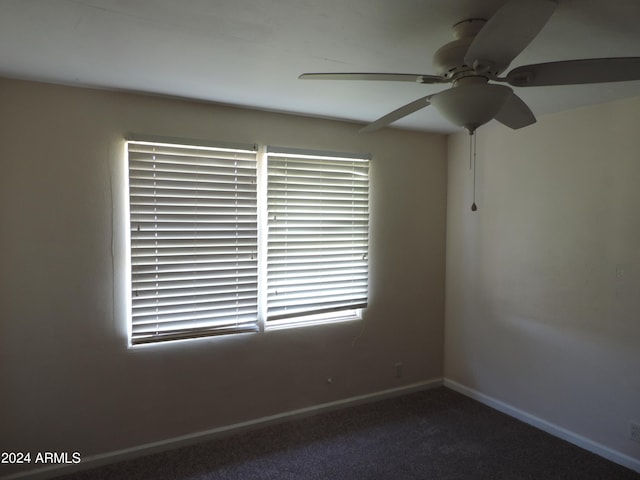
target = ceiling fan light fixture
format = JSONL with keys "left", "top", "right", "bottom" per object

{"left": 430, "top": 83, "right": 513, "bottom": 133}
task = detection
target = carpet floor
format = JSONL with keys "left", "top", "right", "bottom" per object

{"left": 53, "top": 387, "right": 639, "bottom": 479}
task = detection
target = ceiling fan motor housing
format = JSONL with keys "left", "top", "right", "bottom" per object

{"left": 433, "top": 19, "right": 486, "bottom": 78}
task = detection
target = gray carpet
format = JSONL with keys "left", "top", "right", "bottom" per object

{"left": 54, "top": 387, "right": 639, "bottom": 479}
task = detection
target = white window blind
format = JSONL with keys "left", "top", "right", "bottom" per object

{"left": 127, "top": 139, "right": 258, "bottom": 345}
{"left": 266, "top": 147, "right": 370, "bottom": 323}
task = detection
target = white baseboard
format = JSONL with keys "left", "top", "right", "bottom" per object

{"left": 444, "top": 378, "right": 640, "bottom": 474}
{"left": 2, "top": 378, "right": 443, "bottom": 480}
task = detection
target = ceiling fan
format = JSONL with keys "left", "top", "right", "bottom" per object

{"left": 299, "top": 0, "right": 640, "bottom": 134}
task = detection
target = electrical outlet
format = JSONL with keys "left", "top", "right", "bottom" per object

{"left": 394, "top": 362, "right": 403, "bottom": 378}
{"left": 630, "top": 422, "right": 640, "bottom": 443}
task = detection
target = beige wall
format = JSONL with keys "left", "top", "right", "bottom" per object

{"left": 0, "top": 78, "right": 446, "bottom": 476}
{"left": 445, "top": 96, "right": 640, "bottom": 462}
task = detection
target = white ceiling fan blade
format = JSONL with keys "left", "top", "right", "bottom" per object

{"left": 464, "top": 0, "right": 557, "bottom": 75}
{"left": 299, "top": 73, "right": 446, "bottom": 84}
{"left": 494, "top": 93, "right": 536, "bottom": 129}
{"left": 507, "top": 58, "right": 640, "bottom": 86}
{"left": 359, "top": 96, "right": 432, "bottom": 133}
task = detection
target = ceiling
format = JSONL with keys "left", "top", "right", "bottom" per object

{"left": 1, "top": 0, "right": 639, "bottom": 133}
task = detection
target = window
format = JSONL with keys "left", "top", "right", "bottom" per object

{"left": 265, "top": 147, "right": 370, "bottom": 328}
{"left": 126, "top": 139, "right": 259, "bottom": 345}
{"left": 126, "top": 137, "right": 369, "bottom": 345}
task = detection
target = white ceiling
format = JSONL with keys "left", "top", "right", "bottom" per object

{"left": 1, "top": 0, "right": 639, "bottom": 133}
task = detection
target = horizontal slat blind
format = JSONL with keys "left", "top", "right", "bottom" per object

{"left": 127, "top": 140, "right": 259, "bottom": 344}
{"left": 266, "top": 148, "right": 370, "bottom": 322}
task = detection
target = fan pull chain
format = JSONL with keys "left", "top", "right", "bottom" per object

{"left": 470, "top": 131, "right": 478, "bottom": 212}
